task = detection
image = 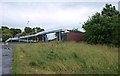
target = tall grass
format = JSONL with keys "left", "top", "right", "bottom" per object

{"left": 12, "top": 41, "right": 118, "bottom": 74}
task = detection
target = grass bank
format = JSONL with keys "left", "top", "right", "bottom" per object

{"left": 12, "top": 41, "right": 118, "bottom": 74}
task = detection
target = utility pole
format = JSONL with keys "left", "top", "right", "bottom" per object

{"left": 26, "top": 21, "right": 29, "bottom": 43}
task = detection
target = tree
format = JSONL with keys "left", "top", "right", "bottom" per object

{"left": 69, "top": 28, "right": 80, "bottom": 32}
{"left": 1, "top": 26, "right": 45, "bottom": 42}
{"left": 2, "top": 26, "right": 9, "bottom": 30}
{"left": 15, "top": 32, "right": 27, "bottom": 37}
{"left": 82, "top": 4, "right": 119, "bottom": 46}
{"left": 32, "top": 27, "right": 44, "bottom": 34}
{"left": 24, "top": 27, "right": 32, "bottom": 33}
{"left": 10, "top": 28, "right": 21, "bottom": 37}
{"left": 2, "top": 26, "right": 13, "bottom": 42}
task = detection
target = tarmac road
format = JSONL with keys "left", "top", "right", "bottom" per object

{"left": 0, "top": 44, "right": 2, "bottom": 75}
{"left": 2, "top": 44, "right": 21, "bottom": 75}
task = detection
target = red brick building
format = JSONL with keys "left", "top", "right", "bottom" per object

{"left": 65, "top": 32, "right": 85, "bottom": 42}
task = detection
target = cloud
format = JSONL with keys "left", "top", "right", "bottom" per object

{"left": 1, "top": 2, "right": 118, "bottom": 31}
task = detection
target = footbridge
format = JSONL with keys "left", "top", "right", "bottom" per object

{"left": 6, "top": 29, "right": 68, "bottom": 43}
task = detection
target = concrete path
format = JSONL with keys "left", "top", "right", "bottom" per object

{"left": 2, "top": 44, "right": 20, "bottom": 75}
{"left": 0, "top": 44, "right": 2, "bottom": 76}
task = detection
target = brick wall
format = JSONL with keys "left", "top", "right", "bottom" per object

{"left": 66, "top": 32, "right": 85, "bottom": 42}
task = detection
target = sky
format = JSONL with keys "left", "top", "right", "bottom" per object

{"left": 0, "top": 2, "right": 118, "bottom": 32}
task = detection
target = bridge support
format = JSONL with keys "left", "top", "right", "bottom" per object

{"left": 56, "top": 32, "right": 62, "bottom": 41}
{"left": 42, "top": 34, "right": 48, "bottom": 42}
{"left": 59, "top": 32, "right": 61, "bottom": 41}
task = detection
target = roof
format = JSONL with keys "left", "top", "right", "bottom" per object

{"left": 6, "top": 29, "right": 67, "bottom": 42}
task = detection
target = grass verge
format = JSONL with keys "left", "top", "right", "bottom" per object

{"left": 12, "top": 41, "right": 118, "bottom": 74}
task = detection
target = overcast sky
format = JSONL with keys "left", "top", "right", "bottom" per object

{"left": 0, "top": 2, "right": 118, "bottom": 32}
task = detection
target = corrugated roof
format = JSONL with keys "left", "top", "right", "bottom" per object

{"left": 6, "top": 29, "right": 67, "bottom": 42}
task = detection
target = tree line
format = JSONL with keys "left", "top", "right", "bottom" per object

{"left": 1, "top": 26, "right": 44, "bottom": 42}
{"left": 82, "top": 4, "right": 120, "bottom": 47}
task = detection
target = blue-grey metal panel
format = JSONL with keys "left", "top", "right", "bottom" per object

{"left": 6, "top": 29, "right": 67, "bottom": 42}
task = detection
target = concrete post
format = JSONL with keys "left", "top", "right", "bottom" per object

{"left": 27, "top": 38, "right": 28, "bottom": 43}
{"left": 45, "top": 34, "right": 48, "bottom": 42}
{"left": 59, "top": 32, "right": 61, "bottom": 41}
{"left": 19, "top": 38, "right": 20, "bottom": 43}
{"left": 42, "top": 35, "right": 44, "bottom": 42}
{"left": 11, "top": 39, "right": 12, "bottom": 42}
{"left": 56, "top": 32, "right": 59, "bottom": 41}
{"left": 36, "top": 36, "right": 37, "bottom": 42}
